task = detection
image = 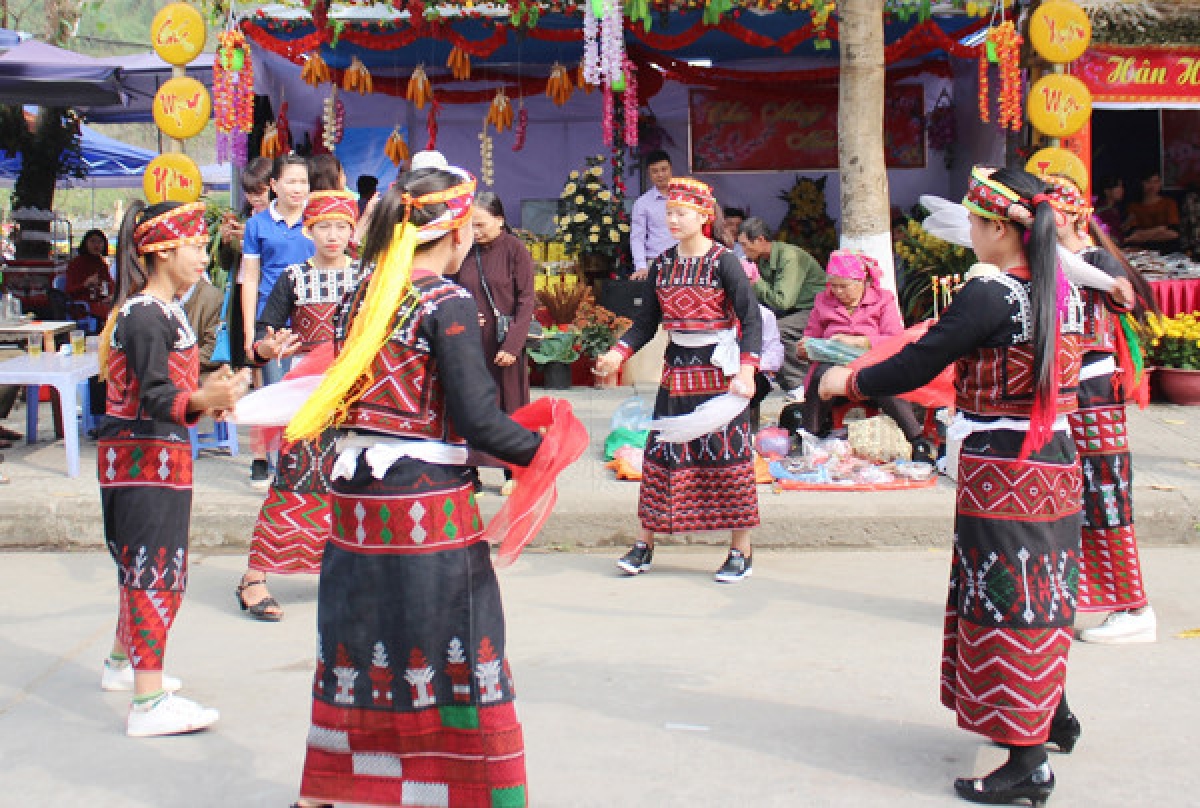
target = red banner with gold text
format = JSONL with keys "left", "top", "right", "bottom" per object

{"left": 1075, "top": 46, "right": 1200, "bottom": 104}
{"left": 689, "top": 84, "right": 925, "bottom": 172}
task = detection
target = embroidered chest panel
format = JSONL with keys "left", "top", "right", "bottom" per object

{"left": 954, "top": 275, "right": 1083, "bottom": 417}
{"left": 1080, "top": 288, "right": 1116, "bottom": 353}
{"left": 656, "top": 250, "right": 732, "bottom": 331}
{"left": 288, "top": 262, "right": 362, "bottom": 346}
{"left": 340, "top": 278, "right": 468, "bottom": 442}
{"left": 106, "top": 296, "right": 198, "bottom": 420}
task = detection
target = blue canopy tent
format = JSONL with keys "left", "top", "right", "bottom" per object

{"left": 0, "top": 122, "right": 230, "bottom": 190}
{"left": 0, "top": 39, "right": 128, "bottom": 106}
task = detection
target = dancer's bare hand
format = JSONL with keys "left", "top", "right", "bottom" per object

{"left": 818, "top": 366, "right": 852, "bottom": 400}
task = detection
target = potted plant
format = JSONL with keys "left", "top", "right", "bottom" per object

{"left": 1146, "top": 312, "right": 1200, "bottom": 405}
{"left": 536, "top": 271, "right": 591, "bottom": 326}
{"left": 574, "top": 297, "right": 633, "bottom": 387}
{"left": 527, "top": 325, "right": 583, "bottom": 389}
{"left": 555, "top": 155, "right": 630, "bottom": 279}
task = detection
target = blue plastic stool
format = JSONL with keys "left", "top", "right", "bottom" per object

{"left": 25, "top": 380, "right": 96, "bottom": 440}
{"left": 188, "top": 420, "right": 239, "bottom": 458}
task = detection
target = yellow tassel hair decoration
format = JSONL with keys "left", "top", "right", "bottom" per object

{"left": 286, "top": 222, "right": 421, "bottom": 442}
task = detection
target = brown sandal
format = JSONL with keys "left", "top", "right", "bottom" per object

{"left": 236, "top": 575, "right": 284, "bottom": 622}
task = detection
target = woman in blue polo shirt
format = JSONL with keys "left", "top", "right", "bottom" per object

{"left": 240, "top": 155, "right": 313, "bottom": 485}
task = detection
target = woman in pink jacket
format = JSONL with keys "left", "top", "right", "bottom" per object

{"left": 798, "top": 250, "right": 933, "bottom": 462}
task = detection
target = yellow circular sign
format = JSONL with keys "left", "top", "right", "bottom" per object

{"left": 1029, "top": 1, "right": 1092, "bottom": 64}
{"left": 144, "top": 153, "right": 204, "bottom": 204}
{"left": 151, "top": 3, "right": 207, "bottom": 66}
{"left": 1026, "top": 147, "right": 1090, "bottom": 195}
{"left": 1027, "top": 74, "right": 1092, "bottom": 137}
{"left": 153, "top": 77, "right": 211, "bottom": 140}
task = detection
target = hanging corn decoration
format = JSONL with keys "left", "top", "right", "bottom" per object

{"left": 446, "top": 46, "right": 472, "bottom": 81}
{"left": 479, "top": 124, "right": 494, "bottom": 187}
{"left": 301, "top": 51, "right": 331, "bottom": 87}
{"left": 342, "top": 56, "right": 373, "bottom": 95}
{"left": 406, "top": 64, "right": 433, "bottom": 109}
{"left": 546, "top": 62, "right": 574, "bottom": 106}
{"left": 577, "top": 61, "right": 595, "bottom": 94}
{"left": 384, "top": 126, "right": 410, "bottom": 166}
{"left": 322, "top": 86, "right": 345, "bottom": 151}
{"left": 486, "top": 89, "right": 514, "bottom": 132}
{"left": 260, "top": 122, "right": 284, "bottom": 158}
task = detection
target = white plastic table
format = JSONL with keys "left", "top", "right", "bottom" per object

{"left": 0, "top": 320, "right": 76, "bottom": 352}
{"left": 0, "top": 351, "right": 99, "bottom": 477}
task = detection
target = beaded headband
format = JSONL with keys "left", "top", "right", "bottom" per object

{"left": 133, "top": 202, "right": 208, "bottom": 256}
{"left": 1043, "top": 176, "right": 1094, "bottom": 219}
{"left": 666, "top": 177, "right": 716, "bottom": 219}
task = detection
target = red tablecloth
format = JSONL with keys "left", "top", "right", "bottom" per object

{"left": 1149, "top": 278, "right": 1200, "bottom": 317}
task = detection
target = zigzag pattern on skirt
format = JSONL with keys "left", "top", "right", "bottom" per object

{"left": 117, "top": 587, "right": 182, "bottom": 672}
{"left": 1078, "top": 524, "right": 1147, "bottom": 612}
{"left": 942, "top": 619, "right": 1071, "bottom": 745}
{"left": 249, "top": 490, "right": 330, "bottom": 575}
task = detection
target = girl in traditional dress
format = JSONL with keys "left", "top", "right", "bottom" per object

{"left": 98, "top": 201, "right": 253, "bottom": 736}
{"left": 288, "top": 165, "right": 544, "bottom": 807}
{"left": 1045, "top": 176, "right": 1159, "bottom": 646}
{"left": 236, "top": 190, "right": 363, "bottom": 621}
{"left": 821, "top": 167, "right": 1085, "bottom": 805}
{"left": 596, "top": 177, "right": 762, "bottom": 583}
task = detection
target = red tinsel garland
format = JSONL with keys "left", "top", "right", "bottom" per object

{"left": 243, "top": 13, "right": 987, "bottom": 62}
{"left": 241, "top": 15, "right": 989, "bottom": 106}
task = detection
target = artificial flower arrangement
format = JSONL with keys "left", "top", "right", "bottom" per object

{"left": 1145, "top": 312, "right": 1200, "bottom": 369}
{"left": 555, "top": 155, "right": 630, "bottom": 262}
{"left": 574, "top": 296, "right": 633, "bottom": 358}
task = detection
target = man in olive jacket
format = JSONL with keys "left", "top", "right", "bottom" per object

{"left": 738, "top": 217, "right": 827, "bottom": 400}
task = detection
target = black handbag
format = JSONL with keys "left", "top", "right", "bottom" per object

{"left": 475, "top": 247, "right": 543, "bottom": 350}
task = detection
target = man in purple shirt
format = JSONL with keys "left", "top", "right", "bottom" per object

{"left": 629, "top": 150, "right": 677, "bottom": 280}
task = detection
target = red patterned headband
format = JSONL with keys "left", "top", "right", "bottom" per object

{"left": 305, "top": 190, "right": 358, "bottom": 227}
{"left": 1043, "top": 177, "right": 1093, "bottom": 218}
{"left": 133, "top": 202, "right": 209, "bottom": 256}
{"left": 666, "top": 177, "right": 716, "bottom": 219}
{"left": 398, "top": 169, "right": 477, "bottom": 243}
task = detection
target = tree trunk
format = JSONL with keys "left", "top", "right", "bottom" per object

{"left": 838, "top": 0, "right": 897, "bottom": 296}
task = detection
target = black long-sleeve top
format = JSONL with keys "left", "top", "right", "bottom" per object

{"left": 339, "top": 271, "right": 541, "bottom": 467}
{"left": 615, "top": 243, "right": 762, "bottom": 368}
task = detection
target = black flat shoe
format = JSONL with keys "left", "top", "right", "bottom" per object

{"left": 1047, "top": 711, "right": 1081, "bottom": 754}
{"left": 954, "top": 762, "right": 1054, "bottom": 806}
{"left": 236, "top": 576, "right": 284, "bottom": 622}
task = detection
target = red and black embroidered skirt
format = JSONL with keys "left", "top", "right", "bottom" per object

{"left": 99, "top": 428, "right": 193, "bottom": 671}
{"left": 638, "top": 342, "right": 759, "bottom": 534}
{"left": 299, "top": 457, "right": 527, "bottom": 808}
{"left": 248, "top": 430, "right": 337, "bottom": 575}
{"left": 942, "top": 428, "right": 1082, "bottom": 746}
{"left": 1069, "top": 364, "right": 1148, "bottom": 612}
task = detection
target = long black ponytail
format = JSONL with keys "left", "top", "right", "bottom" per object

{"left": 990, "top": 167, "right": 1059, "bottom": 423}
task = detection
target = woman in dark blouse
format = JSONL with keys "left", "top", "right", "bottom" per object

{"left": 455, "top": 192, "right": 537, "bottom": 495}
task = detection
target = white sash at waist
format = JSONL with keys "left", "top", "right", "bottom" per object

{"left": 332, "top": 435, "right": 469, "bottom": 481}
{"left": 669, "top": 328, "right": 740, "bottom": 375}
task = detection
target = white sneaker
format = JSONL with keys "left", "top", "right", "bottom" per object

{"left": 126, "top": 693, "right": 219, "bottom": 738}
{"left": 784, "top": 386, "right": 806, "bottom": 404}
{"left": 101, "top": 658, "right": 182, "bottom": 692}
{"left": 1079, "top": 607, "right": 1157, "bottom": 645}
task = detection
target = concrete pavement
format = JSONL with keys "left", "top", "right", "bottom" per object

{"left": 2, "top": 388, "right": 1199, "bottom": 550}
{"left": 1, "top": 548, "right": 1199, "bottom": 807}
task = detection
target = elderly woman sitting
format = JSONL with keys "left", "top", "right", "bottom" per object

{"left": 798, "top": 250, "right": 933, "bottom": 462}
